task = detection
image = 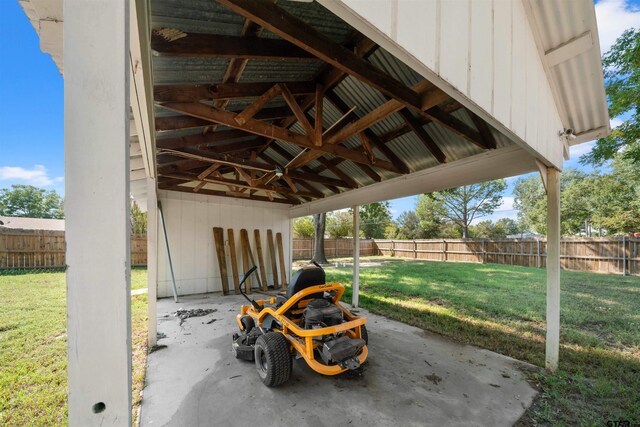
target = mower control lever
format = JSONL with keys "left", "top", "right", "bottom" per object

{"left": 239, "top": 266, "right": 261, "bottom": 311}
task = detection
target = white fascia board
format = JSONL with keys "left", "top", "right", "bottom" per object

{"left": 289, "top": 146, "right": 537, "bottom": 218}
{"left": 545, "top": 31, "right": 593, "bottom": 67}
{"left": 572, "top": 126, "right": 609, "bottom": 145}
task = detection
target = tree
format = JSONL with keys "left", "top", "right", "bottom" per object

{"left": 513, "top": 170, "right": 589, "bottom": 235}
{"left": 130, "top": 201, "right": 147, "bottom": 234}
{"left": 421, "top": 180, "right": 507, "bottom": 238}
{"left": 326, "top": 211, "right": 352, "bottom": 239}
{"left": 395, "top": 211, "right": 423, "bottom": 239}
{"left": 312, "top": 213, "right": 328, "bottom": 264}
{"left": 588, "top": 156, "right": 640, "bottom": 234}
{"left": 470, "top": 218, "right": 520, "bottom": 238}
{"left": 0, "top": 185, "right": 64, "bottom": 219}
{"left": 359, "top": 202, "right": 391, "bottom": 239}
{"left": 293, "top": 216, "right": 314, "bottom": 238}
{"left": 513, "top": 163, "right": 640, "bottom": 236}
{"left": 415, "top": 195, "right": 447, "bottom": 238}
{"left": 582, "top": 29, "right": 640, "bottom": 166}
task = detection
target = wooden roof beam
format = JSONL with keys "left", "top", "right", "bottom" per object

{"left": 216, "top": 0, "right": 422, "bottom": 110}
{"left": 154, "top": 81, "right": 316, "bottom": 103}
{"left": 399, "top": 109, "right": 447, "bottom": 164}
{"left": 325, "top": 90, "right": 411, "bottom": 174}
{"left": 159, "top": 183, "right": 295, "bottom": 205}
{"left": 159, "top": 102, "right": 402, "bottom": 173}
{"left": 156, "top": 129, "right": 253, "bottom": 150}
{"left": 420, "top": 107, "right": 489, "bottom": 150}
{"left": 156, "top": 106, "right": 293, "bottom": 132}
{"left": 151, "top": 30, "right": 319, "bottom": 60}
{"left": 160, "top": 171, "right": 318, "bottom": 199}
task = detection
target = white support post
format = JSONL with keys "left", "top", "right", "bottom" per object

{"left": 546, "top": 167, "right": 561, "bottom": 371}
{"left": 64, "top": 0, "right": 131, "bottom": 424}
{"left": 352, "top": 206, "right": 360, "bottom": 308}
{"left": 147, "top": 177, "right": 158, "bottom": 347}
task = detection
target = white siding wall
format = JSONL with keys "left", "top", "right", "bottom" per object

{"left": 319, "top": 0, "right": 565, "bottom": 169}
{"left": 157, "top": 190, "right": 291, "bottom": 297}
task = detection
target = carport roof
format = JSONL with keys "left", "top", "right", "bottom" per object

{"left": 150, "top": 0, "right": 515, "bottom": 205}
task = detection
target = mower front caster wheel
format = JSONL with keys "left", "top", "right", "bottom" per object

{"left": 254, "top": 332, "right": 292, "bottom": 387}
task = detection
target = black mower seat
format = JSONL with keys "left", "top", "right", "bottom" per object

{"left": 286, "top": 264, "right": 326, "bottom": 299}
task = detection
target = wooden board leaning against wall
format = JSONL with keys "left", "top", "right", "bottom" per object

{"left": 213, "top": 227, "right": 288, "bottom": 295}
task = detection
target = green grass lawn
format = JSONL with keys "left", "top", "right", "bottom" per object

{"left": 0, "top": 269, "right": 148, "bottom": 426}
{"left": 324, "top": 258, "right": 640, "bottom": 426}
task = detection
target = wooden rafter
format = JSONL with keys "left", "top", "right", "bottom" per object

{"left": 160, "top": 172, "right": 317, "bottom": 198}
{"left": 216, "top": 0, "right": 422, "bottom": 110}
{"left": 156, "top": 106, "right": 292, "bottom": 132}
{"left": 158, "top": 147, "right": 274, "bottom": 173}
{"left": 314, "top": 84, "right": 323, "bottom": 146}
{"left": 197, "top": 163, "right": 222, "bottom": 180}
{"left": 156, "top": 129, "right": 250, "bottom": 150}
{"left": 278, "top": 84, "right": 313, "bottom": 136}
{"left": 398, "top": 109, "right": 447, "bottom": 164}
{"left": 260, "top": 148, "right": 342, "bottom": 193}
{"left": 325, "top": 90, "right": 411, "bottom": 174}
{"left": 256, "top": 33, "right": 378, "bottom": 155}
{"left": 154, "top": 81, "right": 316, "bottom": 103}
{"left": 159, "top": 183, "right": 295, "bottom": 205}
{"left": 469, "top": 111, "right": 497, "bottom": 149}
{"left": 151, "top": 31, "right": 319, "bottom": 61}
{"left": 258, "top": 151, "right": 338, "bottom": 195}
{"left": 159, "top": 102, "right": 402, "bottom": 173}
{"left": 419, "top": 107, "right": 487, "bottom": 149}
{"left": 235, "top": 84, "right": 281, "bottom": 125}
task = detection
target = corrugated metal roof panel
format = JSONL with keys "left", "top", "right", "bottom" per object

{"left": 527, "top": 0, "right": 609, "bottom": 142}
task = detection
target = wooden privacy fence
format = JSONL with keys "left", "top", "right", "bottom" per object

{"left": 293, "top": 239, "right": 376, "bottom": 260}
{"left": 0, "top": 229, "right": 147, "bottom": 269}
{"left": 374, "top": 238, "right": 640, "bottom": 276}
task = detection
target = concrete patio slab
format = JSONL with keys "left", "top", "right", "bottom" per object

{"left": 141, "top": 294, "right": 537, "bottom": 427}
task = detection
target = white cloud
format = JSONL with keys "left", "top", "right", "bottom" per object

{"left": 0, "top": 165, "right": 64, "bottom": 187}
{"left": 496, "top": 197, "right": 515, "bottom": 212}
{"left": 610, "top": 117, "right": 623, "bottom": 129}
{"left": 570, "top": 140, "right": 596, "bottom": 158}
{"left": 595, "top": 0, "right": 640, "bottom": 53}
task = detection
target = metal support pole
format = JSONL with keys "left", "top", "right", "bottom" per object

{"left": 158, "top": 201, "right": 179, "bottom": 303}
{"left": 352, "top": 206, "right": 360, "bottom": 308}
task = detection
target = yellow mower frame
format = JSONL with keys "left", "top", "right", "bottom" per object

{"left": 236, "top": 282, "right": 368, "bottom": 376}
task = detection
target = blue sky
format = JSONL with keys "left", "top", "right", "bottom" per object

{"left": 0, "top": 0, "right": 638, "bottom": 221}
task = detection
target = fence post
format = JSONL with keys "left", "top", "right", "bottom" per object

{"left": 537, "top": 239, "right": 541, "bottom": 268}
{"left": 622, "top": 236, "right": 627, "bottom": 276}
{"left": 391, "top": 240, "right": 395, "bottom": 257}
{"left": 442, "top": 239, "right": 447, "bottom": 262}
{"left": 481, "top": 239, "right": 485, "bottom": 264}
{"left": 414, "top": 240, "right": 417, "bottom": 259}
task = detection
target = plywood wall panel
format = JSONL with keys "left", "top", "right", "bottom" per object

{"left": 157, "top": 190, "right": 291, "bottom": 297}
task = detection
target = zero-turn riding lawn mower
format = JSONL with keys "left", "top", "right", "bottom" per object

{"left": 232, "top": 263, "right": 368, "bottom": 387}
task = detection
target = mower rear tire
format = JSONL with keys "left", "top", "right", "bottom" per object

{"left": 361, "top": 325, "right": 369, "bottom": 345}
{"left": 254, "top": 332, "right": 292, "bottom": 387}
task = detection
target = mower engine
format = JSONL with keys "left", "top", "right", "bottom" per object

{"left": 303, "top": 298, "right": 365, "bottom": 370}
{"left": 303, "top": 298, "right": 343, "bottom": 330}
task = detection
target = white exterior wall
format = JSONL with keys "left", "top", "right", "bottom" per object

{"left": 319, "top": 0, "right": 565, "bottom": 169}
{"left": 157, "top": 190, "right": 291, "bottom": 297}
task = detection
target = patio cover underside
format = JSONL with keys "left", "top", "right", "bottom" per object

{"left": 152, "top": 0, "right": 529, "bottom": 208}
